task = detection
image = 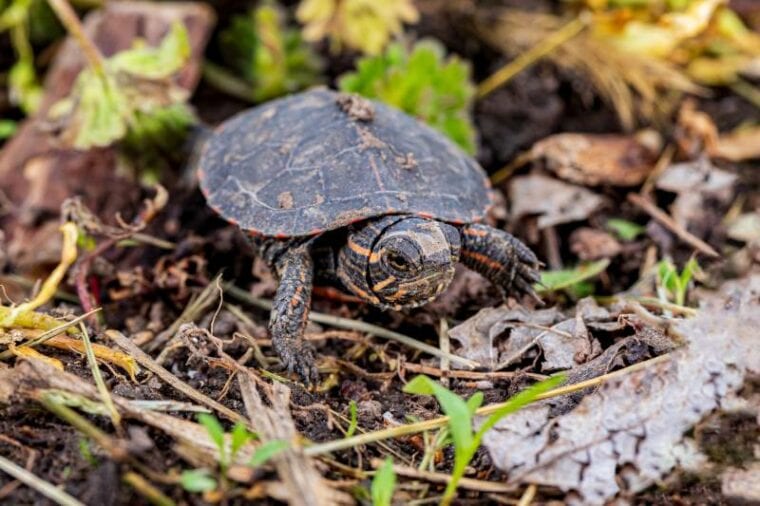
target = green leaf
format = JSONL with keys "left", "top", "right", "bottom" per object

{"left": 346, "top": 400, "right": 358, "bottom": 438}
{"left": 537, "top": 259, "right": 610, "bottom": 294}
{"left": 606, "top": 218, "right": 645, "bottom": 241}
{"left": 180, "top": 469, "right": 217, "bottom": 493}
{"left": 466, "top": 392, "right": 484, "bottom": 416}
{"left": 0, "top": 119, "right": 17, "bottom": 140}
{"left": 215, "top": 2, "right": 322, "bottom": 103}
{"left": 371, "top": 457, "right": 396, "bottom": 506}
{"left": 110, "top": 21, "right": 190, "bottom": 79}
{"left": 249, "top": 440, "right": 288, "bottom": 467}
{"left": 198, "top": 413, "right": 226, "bottom": 464}
{"left": 230, "top": 422, "right": 254, "bottom": 460}
{"left": 477, "top": 375, "right": 565, "bottom": 438}
{"left": 339, "top": 39, "right": 476, "bottom": 154}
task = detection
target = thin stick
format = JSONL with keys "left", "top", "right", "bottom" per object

{"left": 627, "top": 193, "right": 719, "bottom": 257}
{"left": 304, "top": 354, "right": 670, "bottom": 456}
{"left": 401, "top": 362, "right": 547, "bottom": 381}
{"left": 0, "top": 454, "right": 85, "bottom": 506}
{"left": 375, "top": 459, "right": 517, "bottom": 493}
{"left": 477, "top": 16, "right": 587, "bottom": 99}
{"left": 105, "top": 330, "right": 247, "bottom": 425}
{"left": 46, "top": 0, "right": 106, "bottom": 76}
{"left": 80, "top": 323, "right": 121, "bottom": 427}
{"left": 516, "top": 484, "right": 537, "bottom": 506}
{"left": 122, "top": 472, "right": 176, "bottom": 506}
{"left": 224, "top": 283, "right": 479, "bottom": 369}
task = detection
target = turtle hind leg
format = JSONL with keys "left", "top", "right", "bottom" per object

{"left": 269, "top": 242, "right": 318, "bottom": 384}
{"left": 459, "top": 224, "right": 542, "bottom": 302}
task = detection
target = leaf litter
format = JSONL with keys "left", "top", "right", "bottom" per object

{"left": 481, "top": 274, "right": 760, "bottom": 505}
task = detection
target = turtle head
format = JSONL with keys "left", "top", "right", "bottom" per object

{"left": 338, "top": 216, "right": 461, "bottom": 310}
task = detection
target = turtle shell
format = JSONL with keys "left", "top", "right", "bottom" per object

{"left": 197, "top": 88, "right": 491, "bottom": 237}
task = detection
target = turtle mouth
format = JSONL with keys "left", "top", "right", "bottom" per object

{"left": 376, "top": 269, "right": 455, "bottom": 311}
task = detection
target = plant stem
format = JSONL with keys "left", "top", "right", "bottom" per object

{"left": 477, "top": 15, "right": 587, "bottom": 99}
{"left": 46, "top": 0, "right": 106, "bottom": 76}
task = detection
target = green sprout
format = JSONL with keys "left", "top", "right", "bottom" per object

{"left": 345, "top": 400, "right": 358, "bottom": 439}
{"left": 404, "top": 375, "right": 564, "bottom": 505}
{"left": 371, "top": 457, "right": 396, "bottom": 506}
{"left": 537, "top": 258, "right": 611, "bottom": 299}
{"left": 0, "top": 119, "right": 17, "bottom": 140}
{"left": 606, "top": 218, "right": 646, "bottom": 241}
{"left": 208, "top": 1, "right": 322, "bottom": 103}
{"left": 339, "top": 39, "right": 477, "bottom": 154}
{"left": 656, "top": 256, "right": 701, "bottom": 306}
{"left": 180, "top": 413, "right": 287, "bottom": 495}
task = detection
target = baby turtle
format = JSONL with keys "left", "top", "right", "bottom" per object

{"left": 198, "top": 88, "right": 540, "bottom": 382}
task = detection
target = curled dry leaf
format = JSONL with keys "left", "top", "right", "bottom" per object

{"left": 448, "top": 305, "right": 601, "bottom": 371}
{"left": 509, "top": 175, "right": 604, "bottom": 229}
{"left": 529, "top": 132, "right": 660, "bottom": 187}
{"left": 482, "top": 274, "right": 760, "bottom": 505}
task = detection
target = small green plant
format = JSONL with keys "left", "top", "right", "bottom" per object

{"left": 210, "top": 1, "right": 322, "bottom": 103}
{"left": 606, "top": 218, "right": 646, "bottom": 241}
{"left": 656, "top": 256, "right": 701, "bottom": 306}
{"left": 371, "top": 457, "right": 396, "bottom": 506}
{"left": 48, "top": 21, "right": 195, "bottom": 151}
{"left": 339, "top": 40, "right": 477, "bottom": 154}
{"left": 0, "top": 119, "right": 17, "bottom": 140}
{"left": 404, "top": 375, "right": 564, "bottom": 505}
{"left": 0, "top": 0, "right": 62, "bottom": 114}
{"left": 537, "top": 258, "right": 610, "bottom": 298}
{"left": 345, "top": 400, "right": 358, "bottom": 438}
{"left": 296, "top": 0, "right": 418, "bottom": 55}
{"left": 249, "top": 439, "right": 288, "bottom": 467}
{"left": 180, "top": 414, "right": 287, "bottom": 495}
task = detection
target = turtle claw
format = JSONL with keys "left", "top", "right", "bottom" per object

{"left": 278, "top": 338, "right": 319, "bottom": 385}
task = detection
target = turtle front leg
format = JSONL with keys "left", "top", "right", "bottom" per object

{"left": 460, "top": 224, "right": 542, "bottom": 301}
{"left": 270, "top": 244, "right": 318, "bottom": 383}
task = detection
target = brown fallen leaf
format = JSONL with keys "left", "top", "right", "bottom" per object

{"left": 529, "top": 132, "right": 660, "bottom": 187}
{"left": 570, "top": 228, "right": 622, "bottom": 261}
{"left": 509, "top": 175, "right": 604, "bottom": 229}
{"left": 482, "top": 274, "right": 760, "bottom": 505}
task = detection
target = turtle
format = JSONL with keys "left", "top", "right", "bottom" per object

{"left": 197, "top": 88, "right": 540, "bottom": 382}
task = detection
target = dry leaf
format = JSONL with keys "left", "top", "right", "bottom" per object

{"left": 656, "top": 157, "right": 737, "bottom": 230}
{"left": 530, "top": 132, "right": 660, "bottom": 187}
{"left": 509, "top": 175, "right": 604, "bottom": 229}
{"left": 482, "top": 274, "right": 760, "bottom": 505}
{"left": 570, "top": 228, "right": 622, "bottom": 261}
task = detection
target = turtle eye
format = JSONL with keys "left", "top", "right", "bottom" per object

{"left": 386, "top": 252, "right": 410, "bottom": 271}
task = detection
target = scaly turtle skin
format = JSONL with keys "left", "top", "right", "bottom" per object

{"left": 197, "top": 88, "right": 540, "bottom": 382}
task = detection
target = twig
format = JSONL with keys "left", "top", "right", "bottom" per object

{"left": 477, "top": 15, "right": 587, "bottom": 99}
{"left": 105, "top": 330, "right": 247, "bottom": 424}
{"left": 627, "top": 193, "right": 720, "bottom": 257}
{"left": 304, "top": 354, "right": 670, "bottom": 456}
{"left": 371, "top": 459, "right": 516, "bottom": 493}
{"left": 46, "top": 0, "right": 106, "bottom": 76}
{"left": 516, "top": 484, "right": 537, "bottom": 506}
{"left": 401, "top": 362, "right": 547, "bottom": 381}
{"left": 0, "top": 454, "right": 85, "bottom": 506}
{"left": 37, "top": 391, "right": 129, "bottom": 461}
{"left": 224, "top": 283, "right": 479, "bottom": 369}
{"left": 122, "top": 472, "right": 176, "bottom": 506}
{"left": 80, "top": 323, "right": 121, "bottom": 428}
